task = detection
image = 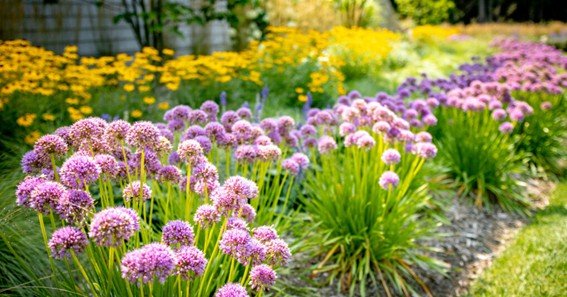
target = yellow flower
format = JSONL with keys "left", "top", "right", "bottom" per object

{"left": 162, "top": 49, "right": 175, "bottom": 56}
{"left": 143, "top": 96, "right": 156, "bottom": 105}
{"left": 139, "top": 85, "right": 151, "bottom": 92}
{"left": 66, "top": 97, "right": 80, "bottom": 105}
{"left": 17, "top": 113, "right": 36, "bottom": 127}
{"left": 25, "top": 131, "right": 41, "bottom": 145}
{"left": 79, "top": 106, "right": 93, "bottom": 115}
{"left": 67, "top": 107, "right": 84, "bottom": 121}
{"left": 42, "top": 113, "right": 55, "bottom": 121}
{"left": 124, "top": 84, "right": 135, "bottom": 92}
{"left": 158, "top": 102, "right": 170, "bottom": 110}
{"left": 295, "top": 87, "right": 304, "bottom": 94}
{"left": 298, "top": 94, "right": 308, "bottom": 102}
{"left": 131, "top": 109, "right": 143, "bottom": 118}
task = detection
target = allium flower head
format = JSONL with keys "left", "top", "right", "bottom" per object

{"left": 60, "top": 155, "right": 101, "bottom": 189}
{"left": 188, "top": 110, "right": 208, "bottom": 125}
{"left": 415, "top": 131, "right": 433, "bottom": 143}
{"left": 372, "top": 121, "right": 391, "bottom": 134}
{"left": 121, "top": 243, "right": 176, "bottom": 284}
{"left": 291, "top": 153, "right": 309, "bottom": 170}
{"left": 201, "top": 100, "right": 219, "bottom": 117}
{"left": 215, "top": 283, "right": 249, "bottom": 297}
{"left": 175, "top": 246, "right": 208, "bottom": 280}
{"left": 227, "top": 217, "right": 249, "bottom": 231}
{"left": 499, "top": 122, "right": 514, "bottom": 134}
{"left": 250, "top": 264, "right": 277, "bottom": 291}
{"left": 540, "top": 101, "right": 552, "bottom": 110}
{"left": 194, "top": 135, "right": 212, "bottom": 154}
{"left": 94, "top": 154, "right": 119, "bottom": 178}
{"left": 30, "top": 181, "right": 65, "bottom": 214}
{"left": 282, "top": 159, "right": 300, "bottom": 175}
{"left": 194, "top": 204, "right": 221, "bottom": 228}
{"left": 177, "top": 140, "right": 203, "bottom": 164}
{"left": 162, "top": 220, "right": 195, "bottom": 248}
{"left": 381, "top": 149, "right": 401, "bottom": 165}
{"left": 16, "top": 176, "right": 46, "bottom": 207}
{"left": 157, "top": 165, "right": 182, "bottom": 183}
{"left": 21, "top": 150, "right": 49, "bottom": 174}
{"left": 105, "top": 120, "right": 131, "bottom": 143}
{"left": 253, "top": 226, "right": 278, "bottom": 243}
{"left": 122, "top": 181, "right": 152, "bottom": 202}
{"left": 238, "top": 204, "right": 256, "bottom": 223}
{"left": 224, "top": 176, "right": 259, "bottom": 200}
{"left": 246, "top": 239, "right": 267, "bottom": 265}
{"left": 379, "top": 171, "right": 399, "bottom": 190}
{"left": 89, "top": 207, "right": 140, "bottom": 247}
{"left": 256, "top": 145, "right": 282, "bottom": 161}
{"left": 220, "top": 229, "right": 250, "bottom": 260}
{"left": 48, "top": 227, "right": 88, "bottom": 259}
{"left": 69, "top": 118, "right": 106, "bottom": 147}
{"left": 357, "top": 135, "right": 376, "bottom": 149}
{"left": 126, "top": 121, "right": 161, "bottom": 150}
{"left": 317, "top": 136, "right": 337, "bottom": 154}
{"left": 265, "top": 239, "right": 291, "bottom": 267}
{"left": 414, "top": 142, "right": 438, "bottom": 159}
{"left": 57, "top": 189, "right": 94, "bottom": 225}
{"left": 34, "top": 134, "right": 68, "bottom": 156}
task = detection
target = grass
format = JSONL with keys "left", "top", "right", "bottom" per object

{"left": 467, "top": 181, "right": 567, "bottom": 297}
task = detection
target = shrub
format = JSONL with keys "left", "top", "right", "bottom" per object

{"left": 300, "top": 95, "right": 444, "bottom": 296}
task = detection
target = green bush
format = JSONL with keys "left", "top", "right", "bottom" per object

{"left": 395, "top": 0, "right": 458, "bottom": 25}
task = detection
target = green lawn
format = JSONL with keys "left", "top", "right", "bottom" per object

{"left": 467, "top": 181, "right": 567, "bottom": 297}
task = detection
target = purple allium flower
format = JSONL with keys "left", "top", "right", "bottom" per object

{"left": 303, "top": 137, "right": 318, "bottom": 149}
{"left": 69, "top": 118, "right": 106, "bottom": 147}
{"left": 121, "top": 243, "right": 176, "bottom": 284}
{"left": 34, "top": 134, "right": 68, "bottom": 157}
{"left": 168, "top": 119, "right": 185, "bottom": 132}
{"left": 21, "top": 150, "right": 49, "bottom": 174}
{"left": 190, "top": 162, "right": 220, "bottom": 195}
{"left": 201, "top": 100, "right": 220, "bottom": 118}
{"left": 509, "top": 109, "right": 525, "bottom": 121}
{"left": 300, "top": 124, "right": 317, "bottom": 137}
{"left": 60, "top": 155, "right": 101, "bottom": 189}
{"left": 423, "top": 114, "right": 438, "bottom": 126}
{"left": 499, "top": 122, "right": 514, "bottom": 134}
{"left": 157, "top": 165, "right": 182, "bottom": 183}
{"left": 357, "top": 135, "right": 376, "bottom": 149}
{"left": 253, "top": 226, "right": 278, "bottom": 243}
{"left": 183, "top": 125, "right": 207, "bottom": 140}
{"left": 238, "top": 204, "right": 256, "bottom": 223}
{"left": 277, "top": 116, "right": 295, "bottom": 133}
{"left": 94, "top": 154, "right": 119, "bottom": 178}
{"left": 220, "top": 229, "right": 250, "bottom": 260}
{"left": 235, "top": 145, "right": 258, "bottom": 163}
{"left": 282, "top": 159, "right": 300, "bottom": 175}
{"left": 162, "top": 220, "right": 195, "bottom": 248}
{"left": 177, "top": 140, "right": 203, "bottom": 164}
{"left": 237, "top": 107, "right": 252, "bottom": 119}
{"left": 126, "top": 121, "right": 161, "bottom": 150}
{"left": 188, "top": 110, "right": 208, "bottom": 125}
{"left": 57, "top": 189, "right": 94, "bottom": 225}
{"left": 246, "top": 239, "right": 267, "bottom": 265}
{"left": 212, "top": 187, "right": 242, "bottom": 215}
{"left": 265, "top": 239, "right": 291, "bottom": 267}
{"left": 540, "top": 101, "right": 552, "bottom": 110}
{"left": 254, "top": 135, "right": 272, "bottom": 146}
{"left": 194, "top": 204, "right": 221, "bottom": 228}
{"left": 492, "top": 108, "right": 507, "bottom": 121}
{"left": 29, "top": 181, "right": 65, "bottom": 214}
{"left": 415, "top": 131, "right": 433, "bottom": 143}
{"left": 221, "top": 111, "right": 240, "bottom": 132}
{"left": 167, "top": 105, "right": 191, "bottom": 121}
{"left": 381, "top": 149, "right": 401, "bottom": 165}
{"left": 168, "top": 151, "right": 181, "bottom": 165}
{"left": 175, "top": 246, "right": 208, "bottom": 280}
{"left": 123, "top": 181, "right": 152, "bottom": 202}
{"left": 155, "top": 137, "right": 173, "bottom": 156}
{"left": 48, "top": 227, "right": 88, "bottom": 259}
{"left": 194, "top": 135, "right": 212, "bottom": 154}
{"left": 215, "top": 283, "right": 249, "bottom": 297}
{"left": 291, "top": 153, "right": 309, "bottom": 170}
{"left": 227, "top": 217, "right": 249, "bottom": 231}
{"left": 378, "top": 171, "right": 399, "bottom": 190}
{"left": 89, "top": 207, "right": 140, "bottom": 247}
{"left": 105, "top": 120, "right": 131, "bottom": 143}
{"left": 317, "top": 136, "right": 337, "bottom": 154}
{"left": 256, "top": 145, "right": 282, "bottom": 162}
{"left": 224, "top": 176, "right": 259, "bottom": 200}
{"left": 54, "top": 126, "right": 72, "bottom": 144}
{"left": 250, "top": 264, "right": 277, "bottom": 291}
{"left": 372, "top": 121, "right": 391, "bottom": 134}
{"left": 414, "top": 142, "right": 438, "bottom": 159}
{"left": 16, "top": 176, "right": 46, "bottom": 207}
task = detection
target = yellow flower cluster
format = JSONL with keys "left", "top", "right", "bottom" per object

{"left": 411, "top": 25, "right": 460, "bottom": 42}
{"left": 1, "top": 25, "right": 404, "bottom": 142}
{"left": 456, "top": 22, "right": 567, "bottom": 37}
